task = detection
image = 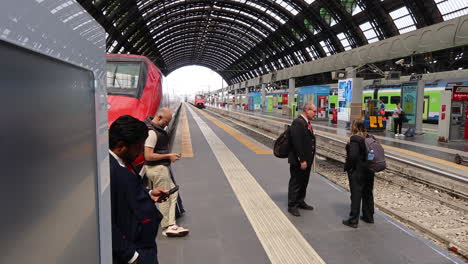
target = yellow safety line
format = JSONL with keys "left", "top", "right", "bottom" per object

{"left": 214, "top": 109, "right": 468, "bottom": 171}
{"left": 180, "top": 105, "right": 194, "bottom": 158}
{"left": 195, "top": 107, "right": 272, "bottom": 155}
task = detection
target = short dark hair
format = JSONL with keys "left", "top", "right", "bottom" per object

{"left": 109, "top": 115, "right": 148, "bottom": 149}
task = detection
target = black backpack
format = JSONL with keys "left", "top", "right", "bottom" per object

{"left": 273, "top": 126, "right": 290, "bottom": 158}
{"left": 405, "top": 127, "right": 415, "bottom": 137}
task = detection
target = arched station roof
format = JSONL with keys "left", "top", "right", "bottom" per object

{"left": 78, "top": 0, "right": 466, "bottom": 84}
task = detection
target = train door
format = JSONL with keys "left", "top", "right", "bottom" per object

{"left": 423, "top": 96, "right": 429, "bottom": 120}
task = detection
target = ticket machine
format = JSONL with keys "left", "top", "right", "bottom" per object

{"left": 450, "top": 86, "right": 468, "bottom": 140}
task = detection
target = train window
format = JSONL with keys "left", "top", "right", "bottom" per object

{"left": 390, "top": 96, "right": 400, "bottom": 104}
{"left": 364, "top": 96, "right": 372, "bottom": 102}
{"left": 106, "top": 62, "right": 144, "bottom": 98}
{"left": 379, "top": 96, "right": 388, "bottom": 104}
{"left": 330, "top": 103, "right": 336, "bottom": 108}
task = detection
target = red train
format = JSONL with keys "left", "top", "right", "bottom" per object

{"left": 194, "top": 94, "right": 206, "bottom": 109}
{"left": 106, "top": 54, "right": 163, "bottom": 125}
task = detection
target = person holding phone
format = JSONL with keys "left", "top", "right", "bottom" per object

{"left": 109, "top": 115, "right": 169, "bottom": 264}
{"left": 144, "top": 107, "right": 189, "bottom": 237}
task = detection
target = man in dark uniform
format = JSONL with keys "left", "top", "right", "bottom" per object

{"left": 109, "top": 115, "right": 168, "bottom": 264}
{"left": 288, "top": 103, "right": 317, "bottom": 217}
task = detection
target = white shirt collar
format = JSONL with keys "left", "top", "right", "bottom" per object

{"left": 301, "top": 114, "right": 309, "bottom": 123}
{"left": 109, "top": 150, "right": 126, "bottom": 168}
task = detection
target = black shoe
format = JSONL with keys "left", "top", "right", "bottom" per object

{"left": 298, "top": 203, "right": 314, "bottom": 210}
{"left": 360, "top": 216, "right": 374, "bottom": 224}
{"left": 342, "top": 219, "right": 358, "bottom": 228}
{"left": 288, "top": 207, "right": 301, "bottom": 217}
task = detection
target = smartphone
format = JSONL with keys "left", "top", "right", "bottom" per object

{"left": 156, "top": 185, "right": 179, "bottom": 203}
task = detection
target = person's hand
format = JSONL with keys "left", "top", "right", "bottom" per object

{"left": 300, "top": 161, "right": 307, "bottom": 170}
{"left": 169, "top": 153, "right": 181, "bottom": 162}
{"left": 150, "top": 187, "right": 169, "bottom": 202}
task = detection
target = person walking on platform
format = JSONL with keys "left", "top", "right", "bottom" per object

{"left": 343, "top": 120, "right": 375, "bottom": 228}
{"left": 287, "top": 103, "right": 317, "bottom": 217}
{"left": 109, "top": 115, "right": 169, "bottom": 264}
{"left": 393, "top": 103, "right": 404, "bottom": 137}
{"left": 144, "top": 107, "right": 190, "bottom": 237}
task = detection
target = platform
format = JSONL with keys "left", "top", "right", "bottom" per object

{"left": 156, "top": 103, "right": 464, "bottom": 264}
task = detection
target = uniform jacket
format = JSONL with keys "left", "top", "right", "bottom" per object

{"left": 288, "top": 115, "right": 316, "bottom": 167}
{"left": 110, "top": 154, "right": 163, "bottom": 264}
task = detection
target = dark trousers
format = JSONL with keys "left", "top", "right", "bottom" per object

{"left": 138, "top": 247, "right": 158, "bottom": 264}
{"left": 394, "top": 118, "right": 402, "bottom": 134}
{"left": 288, "top": 165, "right": 311, "bottom": 208}
{"left": 347, "top": 170, "right": 375, "bottom": 223}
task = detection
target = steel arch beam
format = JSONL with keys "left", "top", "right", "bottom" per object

{"left": 402, "top": 0, "right": 443, "bottom": 28}
{"left": 163, "top": 48, "right": 237, "bottom": 68}
{"left": 152, "top": 17, "right": 264, "bottom": 47}
{"left": 163, "top": 50, "right": 237, "bottom": 69}
{"left": 358, "top": 0, "right": 399, "bottom": 39}
{"left": 159, "top": 39, "right": 243, "bottom": 62}
{"left": 155, "top": 26, "right": 257, "bottom": 52}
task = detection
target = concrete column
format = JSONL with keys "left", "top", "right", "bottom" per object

{"left": 261, "top": 83, "right": 266, "bottom": 112}
{"left": 234, "top": 88, "right": 238, "bottom": 109}
{"left": 288, "top": 78, "right": 295, "bottom": 117}
{"left": 415, "top": 80, "right": 425, "bottom": 134}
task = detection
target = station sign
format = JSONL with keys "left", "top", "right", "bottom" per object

{"left": 452, "top": 86, "right": 468, "bottom": 101}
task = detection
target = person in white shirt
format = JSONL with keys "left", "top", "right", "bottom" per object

{"left": 392, "top": 103, "right": 404, "bottom": 137}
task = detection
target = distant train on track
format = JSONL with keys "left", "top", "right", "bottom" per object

{"left": 328, "top": 80, "right": 468, "bottom": 122}
{"left": 192, "top": 94, "right": 206, "bottom": 109}
{"left": 106, "top": 54, "right": 163, "bottom": 125}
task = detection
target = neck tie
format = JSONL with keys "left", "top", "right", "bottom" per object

{"left": 125, "top": 162, "right": 136, "bottom": 174}
{"left": 308, "top": 121, "right": 313, "bottom": 133}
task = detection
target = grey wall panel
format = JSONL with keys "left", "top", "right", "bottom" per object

{"left": 0, "top": 1, "right": 110, "bottom": 263}
{"left": 0, "top": 42, "right": 99, "bottom": 263}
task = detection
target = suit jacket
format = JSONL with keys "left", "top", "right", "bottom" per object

{"left": 288, "top": 115, "right": 316, "bottom": 167}
{"left": 109, "top": 154, "right": 163, "bottom": 264}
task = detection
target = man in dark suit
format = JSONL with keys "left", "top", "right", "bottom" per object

{"left": 109, "top": 115, "right": 169, "bottom": 264}
{"left": 288, "top": 103, "right": 317, "bottom": 216}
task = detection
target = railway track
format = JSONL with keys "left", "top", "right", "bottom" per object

{"left": 202, "top": 106, "right": 468, "bottom": 259}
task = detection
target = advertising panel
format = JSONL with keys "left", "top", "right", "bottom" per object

{"left": 338, "top": 79, "right": 353, "bottom": 121}
{"left": 401, "top": 82, "right": 418, "bottom": 125}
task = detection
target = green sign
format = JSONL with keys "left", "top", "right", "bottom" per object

{"left": 401, "top": 82, "right": 418, "bottom": 125}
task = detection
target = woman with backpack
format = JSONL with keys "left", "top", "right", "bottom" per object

{"left": 343, "top": 120, "right": 375, "bottom": 228}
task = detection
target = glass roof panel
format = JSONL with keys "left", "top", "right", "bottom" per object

{"left": 436, "top": 0, "right": 468, "bottom": 20}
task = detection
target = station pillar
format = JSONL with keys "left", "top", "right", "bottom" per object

{"left": 289, "top": 78, "right": 295, "bottom": 118}
{"left": 415, "top": 80, "right": 425, "bottom": 134}
{"left": 261, "top": 83, "right": 266, "bottom": 112}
